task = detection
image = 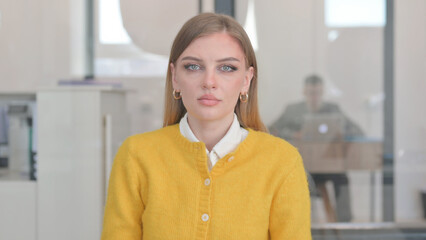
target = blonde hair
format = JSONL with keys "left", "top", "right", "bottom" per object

{"left": 163, "top": 13, "right": 267, "bottom": 132}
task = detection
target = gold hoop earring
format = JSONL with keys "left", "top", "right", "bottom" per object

{"left": 239, "top": 92, "right": 249, "bottom": 103}
{"left": 173, "top": 89, "right": 182, "bottom": 100}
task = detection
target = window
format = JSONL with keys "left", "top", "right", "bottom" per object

{"left": 99, "top": 0, "right": 131, "bottom": 44}
{"left": 325, "top": 0, "right": 386, "bottom": 28}
{"left": 95, "top": 0, "right": 168, "bottom": 77}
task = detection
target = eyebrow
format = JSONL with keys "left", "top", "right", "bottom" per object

{"left": 181, "top": 56, "right": 202, "bottom": 62}
{"left": 180, "top": 56, "right": 240, "bottom": 63}
{"left": 217, "top": 57, "right": 240, "bottom": 63}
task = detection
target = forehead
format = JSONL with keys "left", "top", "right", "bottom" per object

{"left": 179, "top": 33, "right": 245, "bottom": 60}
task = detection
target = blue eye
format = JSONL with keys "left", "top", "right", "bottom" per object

{"left": 220, "top": 65, "right": 237, "bottom": 72}
{"left": 184, "top": 64, "right": 201, "bottom": 71}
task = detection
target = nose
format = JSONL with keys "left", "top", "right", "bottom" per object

{"left": 202, "top": 68, "right": 217, "bottom": 89}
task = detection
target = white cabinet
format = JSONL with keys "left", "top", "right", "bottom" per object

{"left": 37, "top": 87, "right": 129, "bottom": 240}
{"left": 0, "top": 180, "right": 36, "bottom": 240}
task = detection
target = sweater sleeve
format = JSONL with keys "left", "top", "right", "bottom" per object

{"left": 101, "top": 138, "right": 144, "bottom": 240}
{"left": 269, "top": 153, "right": 312, "bottom": 239}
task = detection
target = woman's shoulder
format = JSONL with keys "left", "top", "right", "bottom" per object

{"left": 244, "top": 129, "right": 303, "bottom": 173}
{"left": 247, "top": 129, "right": 300, "bottom": 156}
{"left": 122, "top": 124, "right": 180, "bottom": 149}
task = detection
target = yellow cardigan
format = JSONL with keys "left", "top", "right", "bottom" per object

{"left": 101, "top": 124, "right": 311, "bottom": 239}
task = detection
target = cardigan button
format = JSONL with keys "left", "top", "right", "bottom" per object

{"left": 201, "top": 214, "right": 209, "bottom": 222}
{"left": 228, "top": 156, "right": 235, "bottom": 162}
{"left": 204, "top": 178, "right": 211, "bottom": 186}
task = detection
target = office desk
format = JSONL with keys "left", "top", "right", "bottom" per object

{"left": 294, "top": 140, "right": 383, "bottom": 222}
{"left": 295, "top": 141, "right": 383, "bottom": 173}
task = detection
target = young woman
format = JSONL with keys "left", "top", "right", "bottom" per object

{"left": 101, "top": 13, "right": 311, "bottom": 239}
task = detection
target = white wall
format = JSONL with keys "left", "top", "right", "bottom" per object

{"left": 0, "top": 0, "right": 43, "bottom": 92}
{"left": 0, "top": 0, "right": 87, "bottom": 93}
{"left": 395, "top": 0, "right": 426, "bottom": 222}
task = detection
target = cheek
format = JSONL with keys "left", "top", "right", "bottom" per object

{"left": 180, "top": 91, "right": 195, "bottom": 113}
{"left": 179, "top": 81, "right": 197, "bottom": 106}
{"left": 180, "top": 80, "right": 197, "bottom": 92}
{"left": 176, "top": 73, "right": 195, "bottom": 92}
{"left": 227, "top": 76, "right": 246, "bottom": 96}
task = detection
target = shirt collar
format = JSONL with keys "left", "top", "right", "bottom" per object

{"left": 179, "top": 113, "right": 199, "bottom": 143}
{"left": 179, "top": 113, "right": 245, "bottom": 158}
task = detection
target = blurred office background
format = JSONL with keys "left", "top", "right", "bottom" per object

{"left": 0, "top": 0, "right": 425, "bottom": 239}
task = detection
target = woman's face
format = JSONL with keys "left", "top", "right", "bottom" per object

{"left": 171, "top": 32, "right": 253, "bottom": 124}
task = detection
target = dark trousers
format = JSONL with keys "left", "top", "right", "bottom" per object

{"left": 311, "top": 173, "right": 352, "bottom": 222}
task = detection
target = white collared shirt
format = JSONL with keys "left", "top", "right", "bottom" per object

{"left": 179, "top": 113, "right": 248, "bottom": 171}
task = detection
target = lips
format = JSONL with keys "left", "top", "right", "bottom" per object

{"left": 198, "top": 94, "right": 221, "bottom": 106}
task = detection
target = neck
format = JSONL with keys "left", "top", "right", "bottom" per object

{"left": 187, "top": 113, "right": 234, "bottom": 152}
{"left": 307, "top": 102, "right": 322, "bottom": 113}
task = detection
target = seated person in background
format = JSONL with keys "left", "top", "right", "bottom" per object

{"left": 270, "top": 74, "right": 364, "bottom": 222}
{"left": 269, "top": 75, "right": 363, "bottom": 140}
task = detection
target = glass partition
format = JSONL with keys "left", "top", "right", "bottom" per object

{"left": 265, "top": 0, "right": 385, "bottom": 224}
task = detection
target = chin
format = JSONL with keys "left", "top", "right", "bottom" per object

{"left": 190, "top": 109, "right": 230, "bottom": 123}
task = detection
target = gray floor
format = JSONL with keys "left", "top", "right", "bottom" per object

{"left": 312, "top": 223, "right": 426, "bottom": 240}
{"left": 312, "top": 229, "right": 426, "bottom": 240}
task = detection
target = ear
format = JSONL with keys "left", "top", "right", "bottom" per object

{"left": 170, "top": 63, "right": 179, "bottom": 90}
{"left": 242, "top": 66, "right": 254, "bottom": 93}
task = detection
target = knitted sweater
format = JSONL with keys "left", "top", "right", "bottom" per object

{"left": 101, "top": 124, "right": 311, "bottom": 240}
